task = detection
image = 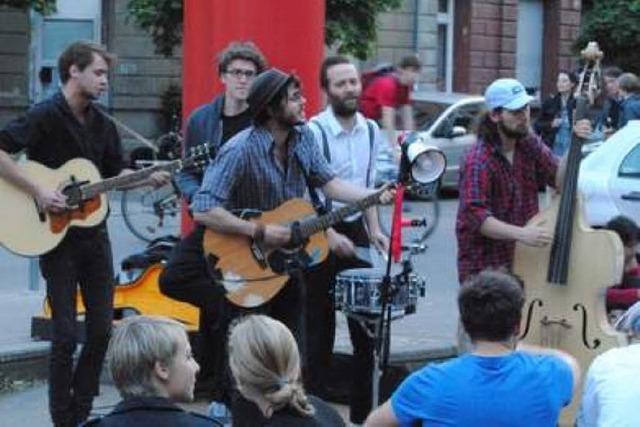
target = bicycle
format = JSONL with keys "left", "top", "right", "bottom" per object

{"left": 121, "top": 130, "right": 184, "bottom": 242}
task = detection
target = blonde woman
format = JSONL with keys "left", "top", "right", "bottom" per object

{"left": 228, "top": 314, "right": 345, "bottom": 426}
{"left": 83, "top": 315, "right": 219, "bottom": 426}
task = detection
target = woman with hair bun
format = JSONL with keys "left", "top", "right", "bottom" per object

{"left": 228, "top": 314, "right": 345, "bottom": 426}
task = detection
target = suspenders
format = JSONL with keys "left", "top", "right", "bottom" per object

{"left": 309, "top": 119, "right": 375, "bottom": 212}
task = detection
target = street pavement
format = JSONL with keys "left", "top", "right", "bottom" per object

{"left": 0, "top": 194, "right": 461, "bottom": 425}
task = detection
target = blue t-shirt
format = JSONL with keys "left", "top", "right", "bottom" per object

{"left": 391, "top": 352, "right": 573, "bottom": 427}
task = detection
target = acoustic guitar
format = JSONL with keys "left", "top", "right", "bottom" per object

{"left": 203, "top": 189, "right": 387, "bottom": 308}
{"left": 0, "top": 146, "right": 209, "bottom": 257}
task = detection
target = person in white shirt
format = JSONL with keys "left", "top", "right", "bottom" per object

{"left": 577, "top": 301, "right": 640, "bottom": 427}
{"left": 305, "top": 55, "right": 388, "bottom": 426}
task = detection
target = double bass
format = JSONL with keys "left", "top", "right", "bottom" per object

{"left": 513, "top": 42, "right": 629, "bottom": 426}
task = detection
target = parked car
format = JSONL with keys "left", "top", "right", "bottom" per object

{"left": 579, "top": 120, "right": 640, "bottom": 227}
{"left": 375, "top": 93, "right": 486, "bottom": 194}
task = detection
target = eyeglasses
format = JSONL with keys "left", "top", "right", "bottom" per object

{"left": 287, "top": 92, "right": 304, "bottom": 102}
{"left": 225, "top": 69, "right": 257, "bottom": 79}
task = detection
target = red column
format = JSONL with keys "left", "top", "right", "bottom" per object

{"left": 181, "top": 0, "right": 325, "bottom": 234}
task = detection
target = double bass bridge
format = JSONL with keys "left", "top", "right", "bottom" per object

{"left": 520, "top": 298, "right": 601, "bottom": 350}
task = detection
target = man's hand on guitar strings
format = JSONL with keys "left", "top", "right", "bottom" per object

{"left": 377, "top": 184, "right": 396, "bottom": 204}
{"left": 263, "top": 224, "right": 291, "bottom": 248}
{"left": 36, "top": 187, "right": 67, "bottom": 213}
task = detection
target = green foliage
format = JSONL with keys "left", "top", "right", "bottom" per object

{"left": 0, "top": 0, "right": 56, "bottom": 14}
{"left": 326, "top": 0, "right": 402, "bottom": 60}
{"left": 575, "top": 0, "right": 640, "bottom": 74}
{"left": 160, "top": 83, "right": 182, "bottom": 131}
{"left": 127, "top": 0, "right": 183, "bottom": 57}
{"left": 127, "top": 0, "right": 402, "bottom": 59}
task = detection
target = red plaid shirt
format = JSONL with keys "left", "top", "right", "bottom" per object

{"left": 456, "top": 133, "right": 558, "bottom": 283}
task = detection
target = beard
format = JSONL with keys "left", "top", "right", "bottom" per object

{"left": 498, "top": 121, "right": 529, "bottom": 139}
{"left": 330, "top": 97, "right": 359, "bottom": 118}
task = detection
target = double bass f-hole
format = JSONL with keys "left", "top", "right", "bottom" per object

{"left": 573, "top": 303, "right": 601, "bottom": 350}
{"left": 519, "top": 298, "right": 543, "bottom": 340}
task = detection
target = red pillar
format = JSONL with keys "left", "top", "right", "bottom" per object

{"left": 181, "top": 0, "right": 325, "bottom": 234}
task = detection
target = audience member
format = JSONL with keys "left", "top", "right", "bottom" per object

{"left": 577, "top": 302, "right": 640, "bottom": 427}
{"left": 605, "top": 215, "right": 640, "bottom": 312}
{"left": 82, "top": 315, "right": 219, "bottom": 426}
{"left": 364, "top": 270, "right": 580, "bottom": 427}
{"left": 618, "top": 72, "right": 640, "bottom": 127}
{"left": 535, "top": 70, "right": 577, "bottom": 155}
{"left": 228, "top": 315, "right": 345, "bottom": 427}
{"left": 600, "top": 66, "right": 623, "bottom": 134}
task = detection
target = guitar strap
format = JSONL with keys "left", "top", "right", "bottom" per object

{"left": 294, "top": 151, "right": 328, "bottom": 216}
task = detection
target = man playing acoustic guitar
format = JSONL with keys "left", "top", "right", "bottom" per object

{"left": 159, "top": 68, "right": 393, "bottom": 414}
{"left": 0, "top": 41, "right": 169, "bottom": 427}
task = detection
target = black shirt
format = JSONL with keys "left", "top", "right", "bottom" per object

{"left": 232, "top": 395, "right": 346, "bottom": 427}
{"left": 221, "top": 108, "right": 252, "bottom": 145}
{"left": 82, "top": 396, "right": 221, "bottom": 427}
{"left": 0, "top": 91, "right": 124, "bottom": 178}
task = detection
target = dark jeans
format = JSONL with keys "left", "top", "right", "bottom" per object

{"left": 40, "top": 227, "right": 114, "bottom": 427}
{"left": 304, "top": 218, "right": 375, "bottom": 424}
{"left": 159, "top": 226, "right": 302, "bottom": 404}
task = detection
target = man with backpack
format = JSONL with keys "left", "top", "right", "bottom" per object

{"left": 359, "top": 55, "right": 422, "bottom": 157}
{"left": 308, "top": 55, "right": 388, "bottom": 426}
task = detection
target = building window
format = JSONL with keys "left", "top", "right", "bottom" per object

{"left": 436, "top": 0, "right": 454, "bottom": 92}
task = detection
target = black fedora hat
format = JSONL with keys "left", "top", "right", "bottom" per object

{"left": 247, "top": 68, "right": 292, "bottom": 116}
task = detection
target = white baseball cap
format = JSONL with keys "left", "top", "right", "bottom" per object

{"left": 484, "top": 78, "right": 534, "bottom": 111}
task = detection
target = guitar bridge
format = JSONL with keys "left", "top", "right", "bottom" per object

{"left": 250, "top": 241, "right": 267, "bottom": 268}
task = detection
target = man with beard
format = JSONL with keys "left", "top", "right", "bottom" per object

{"left": 455, "top": 78, "right": 590, "bottom": 284}
{"left": 159, "top": 68, "right": 393, "bottom": 416}
{"left": 0, "top": 41, "right": 169, "bottom": 427}
{"left": 307, "top": 56, "right": 388, "bottom": 426}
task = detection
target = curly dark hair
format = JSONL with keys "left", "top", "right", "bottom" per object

{"left": 217, "top": 41, "right": 267, "bottom": 76}
{"left": 459, "top": 270, "right": 525, "bottom": 342}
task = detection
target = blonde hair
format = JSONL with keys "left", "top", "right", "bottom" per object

{"left": 228, "top": 315, "right": 315, "bottom": 418}
{"left": 107, "top": 315, "right": 186, "bottom": 398}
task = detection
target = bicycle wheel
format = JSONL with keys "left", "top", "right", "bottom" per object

{"left": 121, "top": 183, "right": 181, "bottom": 242}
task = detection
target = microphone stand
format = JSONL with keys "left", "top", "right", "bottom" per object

{"left": 371, "top": 193, "right": 402, "bottom": 409}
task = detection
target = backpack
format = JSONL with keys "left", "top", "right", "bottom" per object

{"left": 361, "top": 63, "right": 396, "bottom": 92}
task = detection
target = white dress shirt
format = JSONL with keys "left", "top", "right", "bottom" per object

{"left": 308, "top": 106, "right": 384, "bottom": 220}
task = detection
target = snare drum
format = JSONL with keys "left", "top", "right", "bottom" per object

{"left": 334, "top": 267, "right": 422, "bottom": 317}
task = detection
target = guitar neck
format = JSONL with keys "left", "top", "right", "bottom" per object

{"left": 298, "top": 190, "right": 383, "bottom": 238}
{"left": 82, "top": 161, "right": 180, "bottom": 199}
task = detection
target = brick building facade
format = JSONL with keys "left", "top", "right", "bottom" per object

{"left": 0, "top": 0, "right": 583, "bottom": 138}
{"left": 452, "top": 0, "right": 582, "bottom": 96}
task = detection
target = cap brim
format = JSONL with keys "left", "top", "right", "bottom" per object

{"left": 503, "top": 93, "right": 534, "bottom": 111}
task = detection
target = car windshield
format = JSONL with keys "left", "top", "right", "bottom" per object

{"left": 417, "top": 102, "right": 451, "bottom": 131}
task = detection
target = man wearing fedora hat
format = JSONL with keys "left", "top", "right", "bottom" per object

{"left": 159, "top": 67, "right": 393, "bottom": 412}
{"left": 455, "top": 78, "right": 593, "bottom": 284}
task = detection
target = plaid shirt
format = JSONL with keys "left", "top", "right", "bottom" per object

{"left": 191, "top": 125, "right": 335, "bottom": 213}
{"left": 455, "top": 133, "right": 558, "bottom": 283}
